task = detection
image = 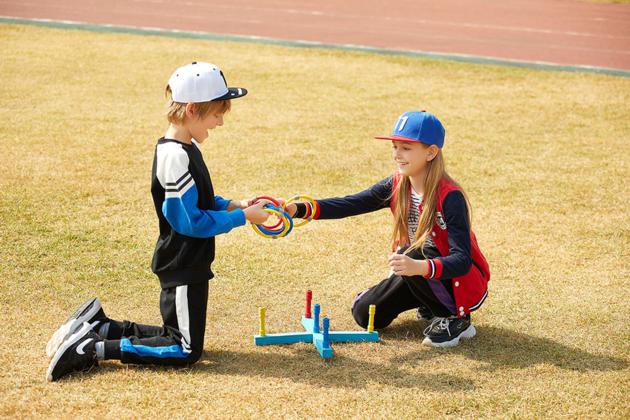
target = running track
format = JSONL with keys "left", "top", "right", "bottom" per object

{"left": 1, "top": 0, "right": 629, "bottom": 72}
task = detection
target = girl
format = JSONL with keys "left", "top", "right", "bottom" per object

{"left": 286, "top": 111, "right": 490, "bottom": 348}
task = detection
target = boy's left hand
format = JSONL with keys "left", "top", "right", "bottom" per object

{"left": 227, "top": 199, "right": 249, "bottom": 211}
{"left": 241, "top": 197, "right": 283, "bottom": 209}
{"left": 228, "top": 198, "right": 261, "bottom": 211}
{"left": 388, "top": 253, "right": 426, "bottom": 277}
{"left": 234, "top": 198, "right": 263, "bottom": 209}
{"left": 241, "top": 198, "right": 256, "bottom": 208}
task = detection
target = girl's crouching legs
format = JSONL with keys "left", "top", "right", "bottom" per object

{"left": 351, "top": 275, "right": 424, "bottom": 330}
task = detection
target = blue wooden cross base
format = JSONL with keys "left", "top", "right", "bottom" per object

{"left": 254, "top": 303, "right": 379, "bottom": 359}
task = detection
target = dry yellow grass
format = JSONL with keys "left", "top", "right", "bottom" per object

{"left": 583, "top": 0, "right": 630, "bottom": 3}
{"left": 0, "top": 23, "right": 629, "bottom": 418}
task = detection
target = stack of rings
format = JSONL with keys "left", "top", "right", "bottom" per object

{"left": 250, "top": 196, "right": 293, "bottom": 239}
{"left": 250, "top": 195, "right": 317, "bottom": 239}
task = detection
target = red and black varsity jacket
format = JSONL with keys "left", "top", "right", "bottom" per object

{"left": 308, "top": 173, "right": 490, "bottom": 316}
{"left": 391, "top": 174, "right": 490, "bottom": 316}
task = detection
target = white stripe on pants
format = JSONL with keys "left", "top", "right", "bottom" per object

{"left": 175, "top": 285, "right": 192, "bottom": 353}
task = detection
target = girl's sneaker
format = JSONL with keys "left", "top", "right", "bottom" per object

{"left": 46, "top": 297, "right": 107, "bottom": 358}
{"left": 415, "top": 305, "right": 436, "bottom": 322}
{"left": 46, "top": 322, "right": 99, "bottom": 382}
{"left": 422, "top": 315, "right": 476, "bottom": 348}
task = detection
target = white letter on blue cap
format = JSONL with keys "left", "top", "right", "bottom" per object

{"left": 396, "top": 116, "right": 408, "bottom": 132}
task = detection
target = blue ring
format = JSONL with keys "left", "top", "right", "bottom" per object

{"left": 256, "top": 204, "right": 293, "bottom": 237}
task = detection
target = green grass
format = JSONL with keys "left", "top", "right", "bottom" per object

{"left": 0, "top": 23, "right": 629, "bottom": 418}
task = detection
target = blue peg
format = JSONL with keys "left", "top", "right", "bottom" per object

{"left": 313, "top": 304, "right": 320, "bottom": 333}
{"left": 322, "top": 317, "right": 330, "bottom": 348}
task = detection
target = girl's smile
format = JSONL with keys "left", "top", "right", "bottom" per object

{"left": 392, "top": 140, "right": 430, "bottom": 177}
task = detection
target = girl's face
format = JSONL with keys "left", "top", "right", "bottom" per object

{"left": 391, "top": 140, "right": 436, "bottom": 177}
{"left": 186, "top": 106, "right": 224, "bottom": 143}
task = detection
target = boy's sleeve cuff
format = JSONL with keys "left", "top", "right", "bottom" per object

{"left": 214, "top": 195, "right": 231, "bottom": 211}
{"left": 228, "top": 208, "right": 246, "bottom": 227}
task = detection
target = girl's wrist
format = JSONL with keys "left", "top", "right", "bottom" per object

{"left": 293, "top": 203, "right": 307, "bottom": 218}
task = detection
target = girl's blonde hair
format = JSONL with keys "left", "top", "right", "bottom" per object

{"left": 391, "top": 149, "right": 472, "bottom": 254}
{"left": 165, "top": 85, "right": 231, "bottom": 124}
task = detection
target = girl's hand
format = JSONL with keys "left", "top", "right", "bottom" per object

{"left": 388, "top": 253, "right": 427, "bottom": 277}
{"left": 272, "top": 198, "right": 297, "bottom": 217}
{"left": 284, "top": 202, "right": 297, "bottom": 217}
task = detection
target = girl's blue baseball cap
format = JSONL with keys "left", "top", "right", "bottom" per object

{"left": 375, "top": 111, "right": 445, "bottom": 148}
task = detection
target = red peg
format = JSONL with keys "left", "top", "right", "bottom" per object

{"left": 305, "top": 290, "right": 312, "bottom": 318}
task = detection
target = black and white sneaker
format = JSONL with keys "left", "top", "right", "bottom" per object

{"left": 46, "top": 322, "right": 100, "bottom": 382}
{"left": 46, "top": 297, "right": 107, "bottom": 358}
{"left": 415, "top": 305, "right": 435, "bottom": 322}
{"left": 422, "top": 315, "right": 476, "bottom": 348}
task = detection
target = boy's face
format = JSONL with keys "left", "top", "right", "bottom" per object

{"left": 188, "top": 108, "right": 224, "bottom": 143}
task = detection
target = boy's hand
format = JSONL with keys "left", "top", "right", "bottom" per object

{"left": 232, "top": 197, "right": 271, "bottom": 210}
{"left": 388, "top": 253, "right": 428, "bottom": 277}
{"left": 234, "top": 199, "right": 250, "bottom": 209}
{"left": 243, "top": 201, "right": 271, "bottom": 225}
{"left": 240, "top": 198, "right": 257, "bottom": 208}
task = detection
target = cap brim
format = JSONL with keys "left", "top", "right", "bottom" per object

{"left": 374, "top": 135, "right": 419, "bottom": 143}
{"left": 213, "top": 87, "right": 248, "bottom": 100}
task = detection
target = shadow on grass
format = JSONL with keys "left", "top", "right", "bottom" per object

{"left": 194, "top": 347, "right": 475, "bottom": 391}
{"left": 87, "top": 321, "right": 626, "bottom": 387}
{"left": 92, "top": 346, "right": 473, "bottom": 390}
{"left": 385, "top": 320, "right": 629, "bottom": 372}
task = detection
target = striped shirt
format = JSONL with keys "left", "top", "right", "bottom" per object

{"left": 408, "top": 188, "right": 436, "bottom": 250}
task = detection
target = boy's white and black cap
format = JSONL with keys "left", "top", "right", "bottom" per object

{"left": 168, "top": 61, "right": 247, "bottom": 103}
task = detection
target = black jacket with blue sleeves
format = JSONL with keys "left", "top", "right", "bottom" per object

{"left": 151, "top": 138, "right": 246, "bottom": 288}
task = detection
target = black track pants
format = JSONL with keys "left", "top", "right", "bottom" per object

{"left": 103, "top": 281, "right": 208, "bottom": 366}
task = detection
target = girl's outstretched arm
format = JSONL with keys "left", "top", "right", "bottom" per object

{"left": 296, "top": 176, "right": 393, "bottom": 220}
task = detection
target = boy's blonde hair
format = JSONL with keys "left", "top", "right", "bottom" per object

{"left": 165, "top": 85, "right": 231, "bottom": 124}
{"left": 391, "top": 149, "right": 472, "bottom": 254}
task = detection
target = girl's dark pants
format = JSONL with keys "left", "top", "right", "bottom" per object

{"left": 352, "top": 252, "right": 455, "bottom": 329}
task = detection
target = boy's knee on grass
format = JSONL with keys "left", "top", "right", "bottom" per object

{"left": 164, "top": 349, "right": 202, "bottom": 366}
{"left": 186, "top": 348, "right": 203, "bottom": 365}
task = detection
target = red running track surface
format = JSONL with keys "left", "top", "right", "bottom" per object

{"left": 1, "top": 0, "right": 629, "bottom": 70}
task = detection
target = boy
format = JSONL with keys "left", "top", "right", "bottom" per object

{"left": 46, "top": 62, "right": 270, "bottom": 381}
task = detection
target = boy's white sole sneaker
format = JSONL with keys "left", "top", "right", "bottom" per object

{"left": 46, "top": 298, "right": 103, "bottom": 358}
{"left": 422, "top": 324, "right": 476, "bottom": 348}
{"left": 46, "top": 322, "right": 99, "bottom": 382}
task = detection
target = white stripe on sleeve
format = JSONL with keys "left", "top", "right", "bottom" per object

{"left": 156, "top": 142, "right": 195, "bottom": 198}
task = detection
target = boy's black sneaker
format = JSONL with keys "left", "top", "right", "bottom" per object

{"left": 47, "top": 322, "right": 100, "bottom": 382}
{"left": 415, "top": 305, "right": 435, "bottom": 322}
{"left": 46, "top": 297, "right": 107, "bottom": 358}
{"left": 422, "top": 315, "right": 476, "bottom": 348}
